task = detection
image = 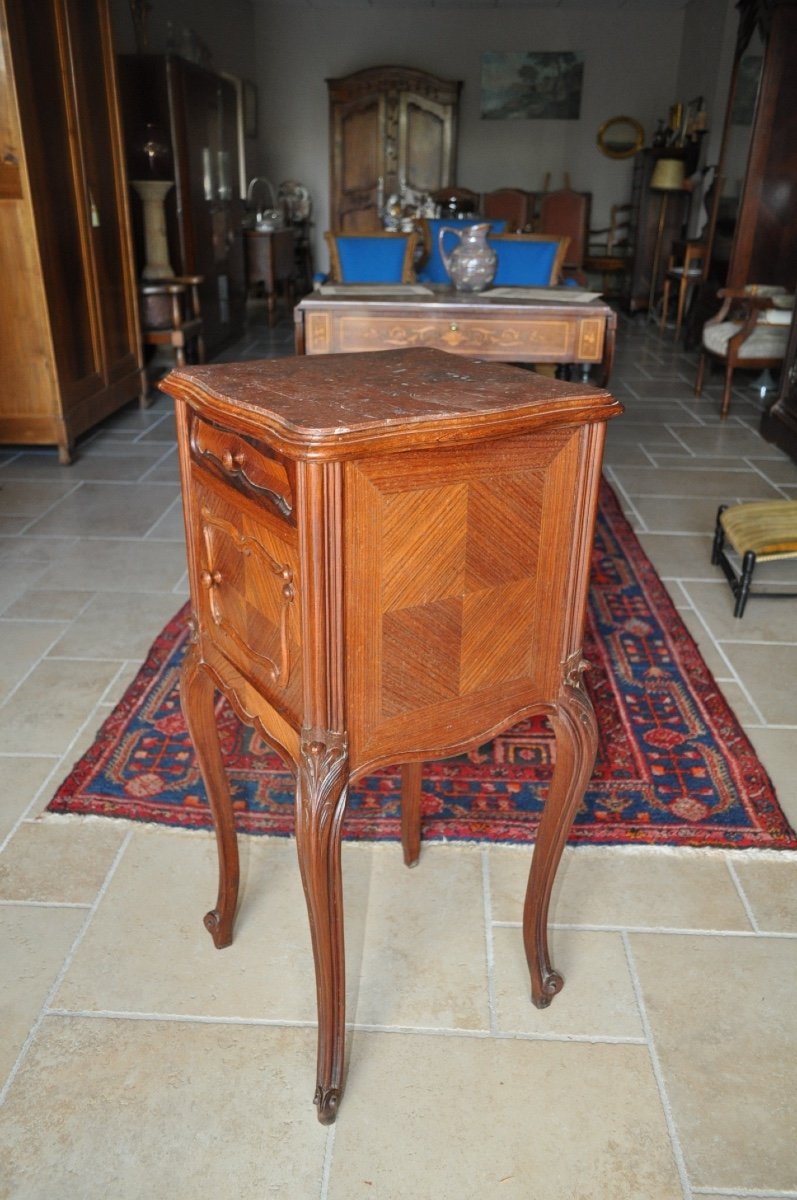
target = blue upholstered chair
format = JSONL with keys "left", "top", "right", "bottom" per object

{"left": 487, "top": 234, "right": 571, "bottom": 287}
{"left": 416, "top": 218, "right": 507, "bottom": 284}
{"left": 324, "top": 231, "right": 419, "bottom": 284}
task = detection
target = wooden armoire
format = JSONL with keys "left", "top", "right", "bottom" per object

{"left": 117, "top": 55, "right": 246, "bottom": 357}
{"left": 0, "top": 0, "right": 143, "bottom": 463}
{"left": 327, "top": 66, "right": 461, "bottom": 232}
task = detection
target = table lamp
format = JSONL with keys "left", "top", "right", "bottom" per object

{"left": 647, "top": 157, "right": 686, "bottom": 318}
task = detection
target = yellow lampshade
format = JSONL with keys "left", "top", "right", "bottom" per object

{"left": 650, "top": 158, "right": 686, "bottom": 192}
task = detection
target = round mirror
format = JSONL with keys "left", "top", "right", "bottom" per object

{"left": 597, "top": 116, "right": 644, "bottom": 159}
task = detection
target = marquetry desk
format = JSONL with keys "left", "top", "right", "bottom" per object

{"left": 163, "top": 347, "right": 622, "bottom": 1123}
{"left": 294, "top": 287, "right": 617, "bottom": 385}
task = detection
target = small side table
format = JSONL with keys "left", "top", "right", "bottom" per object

{"left": 243, "top": 228, "right": 295, "bottom": 326}
{"left": 163, "top": 347, "right": 622, "bottom": 1122}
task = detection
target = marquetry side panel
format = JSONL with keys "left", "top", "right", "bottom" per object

{"left": 344, "top": 426, "right": 586, "bottom": 768}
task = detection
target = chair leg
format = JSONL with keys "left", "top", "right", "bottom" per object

{"left": 674, "top": 277, "right": 688, "bottom": 338}
{"left": 695, "top": 352, "right": 707, "bottom": 397}
{"left": 721, "top": 363, "right": 734, "bottom": 419}
{"left": 659, "top": 277, "right": 671, "bottom": 332}
{"left": 711, "top": 504, "right": 727, "bottom": 565}
{"left": 735, "top": 550, "right": 756, "bottom": 618}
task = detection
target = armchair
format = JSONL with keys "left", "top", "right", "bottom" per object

{"left": 695, "top": 286, "right": 794, "bottom": 418}
{"left": 487, "top": 234, "right": 570, "bottom": 287}
{"left": 659, "top": 240, "right": 706, "bottom": 338}
{"left": 584, "top": 203, "right": 632, "bottom": 297}
{"left": 324, "top": 231, "right": 419, "bottom": 284}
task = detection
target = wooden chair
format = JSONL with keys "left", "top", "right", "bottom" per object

{"left": 140, "top": 274, "right": 205, "bottom": 373}
{"left": 695, "top": 286, "right": 793, "bottom": 418}
{"left": 537, "top": 188, "right": 591, "bottom": 280}
{"left": 659, "top": 240, "right": 706, "bottom": 337}
{"left": 584, "top": 204, "right": 633, "bottom": 297}
{"left": 482, "top": 188, "right": 534, "bottom": 232}
{"left": 487, "top": 234, "right": 570, "bottom": 287}
{"left": 324, "top": 231, "right": 419, "bottom": 284}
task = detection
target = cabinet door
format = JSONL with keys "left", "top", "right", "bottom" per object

{"left": 65, "top": 0, "right": 139, "bottom": 386}
{"left": 330, "top": 94, "right": 389, "bottom": 232}
{"left": 170, "top": 59, "right": 245, "bottom": 351}
{"left": 398, "top": 91, "right": 456, "bottom": 195}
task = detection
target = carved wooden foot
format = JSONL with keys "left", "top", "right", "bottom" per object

{"left": 180, "top": 638, "right": 240, "bottom": 949}
{"left": 295, "top": 730, "right": 349, "bottom": 1123}
{"left": 523, "top": 656, "right": 598, "bottom": 1009}
{"left": 400, "top": 761, "right": 423, "bottom": 867}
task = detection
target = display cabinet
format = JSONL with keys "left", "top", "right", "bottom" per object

{"left": 117, "top": 54, "right": 246, "bottom": 356}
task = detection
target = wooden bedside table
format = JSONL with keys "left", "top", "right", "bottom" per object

{"left": 162, "top": 348, "right": 622, "bottom": 1122}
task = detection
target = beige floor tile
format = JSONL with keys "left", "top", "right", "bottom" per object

{"left": 50, "top": 591, "right": 183, "bottom": 660}
{"left": 25, "top": 482, "right": 180, "bottom": 538}
{"left": 682, "top": 579, "right": 797, "bottom": 644}
{"left": 613, "top": 465, "right": 781, "bottom": 501}
{"left": 675, "top": 606, "right": 734, "bottom": 680}
{"left": 0, "top": 479, "right": 79, "bottom": 518}
{"left": 628, "top": 493, "right": 725, "bottom": 534}
{"left": 31, "top": 537, "right": 187, "bottom": 594}
{"left": 0, "top": 1016, "right": 325, "bottom": 1200}
{"left": 636, "top": 531, "right": 715, "bottom": 579}
{"left": 328, "top": 1033, "right": 682, "bottom": 1199}
{"left": 712, "top": 677, "right": 763, "bottom": 725}
{"left": 0, "top": 820, "right": 128, "bottom": 903}
{"left": 0, "top": 905, "right": 85, "bottom": 1081}
{"left": 351, "top": 844, "right": 488, "bottom": 1030}
{"left": 0, "top": 559, "right": 53, "bottom": 614}
{"left": 630, "top": 932, "right": 797, "bottom": 1191}
{"left": 0, "top": 447, "right": 173, "bottom": 482}
{"left": 0, "top": 619, "right": 69, "bottom": 702}
{"left": 732, "top": 858, "right": 797, "bottom": 932}
{"left": 674, "top": 425, "right": 778, "bottom": 458}
{"left": 55, "top": 830, "right": 325, "bottom": 1021}
{"left": 0, "top": 657, "right": 122, "bottom": 755}
{"left": 489, "top": 846, "right": 752, "bottom": 931}
{"left": 492, "top": 926, "right": 644, "bottom": 1038}
{"left": 0, "top": 756, "right": 59, "bottom": 840}
{"left": 2, "top": 589, "right": 93, "bottom": 621}
{"left": 742, "top": 724, "right": 797, "bottom": 830}
{"left": 720, "top": 643, "right": 797, "bottom": 724}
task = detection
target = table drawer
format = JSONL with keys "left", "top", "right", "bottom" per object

{"left": 304, "top": 310, "right": 606, "bottom": 362}
{"left": 189, "top": 413, "right": 294, "bottom": 522}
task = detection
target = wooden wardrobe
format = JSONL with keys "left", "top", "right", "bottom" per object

{"left": 0, "top": 0, "right": 143, "bottom": 463}
{"left": 327, "top": 66, "right": 461, "bottom": 232}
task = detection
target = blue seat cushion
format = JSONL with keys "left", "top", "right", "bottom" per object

{"left": 417, "top": 218, "right": 507, "bottom": 284}
{"left": 331, "top": 235, "right": 413, "bottom": 283}
{"left": 488, "top": 238, "right": 560, "bottom": 286}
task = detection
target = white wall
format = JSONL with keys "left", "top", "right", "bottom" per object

{"left": 252, "top": 1, "right": 694, "bottom": 271}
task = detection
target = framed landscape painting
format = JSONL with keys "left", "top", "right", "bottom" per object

{"left": 481, "top": 52, "right": 584, "bottom": 120}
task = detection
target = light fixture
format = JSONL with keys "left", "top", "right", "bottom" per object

{"left": 648, "top": 157, "right": 686, "bottom": 319}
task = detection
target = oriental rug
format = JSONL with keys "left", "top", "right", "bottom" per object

{"left": 48, "top": 481, "right": 797, "bottom": 850}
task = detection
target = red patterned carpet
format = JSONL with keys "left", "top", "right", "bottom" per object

{"left": 48, "top": 481, "right": 797, "bottom": 849}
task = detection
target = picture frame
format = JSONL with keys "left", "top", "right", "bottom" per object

{"left": 481, "top": 52, "right": 584, "bottom": 121}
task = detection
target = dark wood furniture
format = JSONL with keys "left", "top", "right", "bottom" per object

{"left": 164, "top": 346, "right": 621, "bottom": 1121}
{"left": 294, "top": 289, "right": 616, "bottom": 385}
{"left": 244, "top": 229, "right": 295, "bottom": 326}
{"left": 538, "top": 188, "right": 591, "bottom": 281}
{"left": 483, "top": 188, "right": 535, "bottom": 232}
{"left": 327, "top": 66, "right": 461, "bottom": 232}
{"left": 140, "top": 275, "right": 205, "bottom": 378}
{"left": 117, "top": 54, "right": 246, "bottom": 356}
{"left": 0, "top": 0, "right": 143, "bottom": 463}
{"left": 584, "top": 203, "right": 633, "bottom": 299}
{"left": 761, "top": 303, "right": 797, "bottom": 462}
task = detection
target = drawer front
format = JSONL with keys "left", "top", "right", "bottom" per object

{"left": 191, "top": 475, "right": 303, "bottom": 726}
{"left": 304, "top": 309, "right": 605, "bottom": 363}
{"left": 190, "top": 414, "right": 294, "bottom": 523}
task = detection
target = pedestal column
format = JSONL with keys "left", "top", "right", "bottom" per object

{"left": 132, "top": 179, "right": 175, "bottom": 279}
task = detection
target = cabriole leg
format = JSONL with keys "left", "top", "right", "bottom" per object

{"left": 523, "top": 656, "right": 598, "bottom": 1008}
{"left": 295, "top": 730, "right": 350, "bottom": 1123}
{"left": 400, "top": 761, "right": 423, "bottom": 867}
{"left": 180, "top": 638, "right": 240, "bottom": 949}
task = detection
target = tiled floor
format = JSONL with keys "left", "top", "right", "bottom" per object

{"left": 1, "top": 311, "right": 796, "bottom": 1199}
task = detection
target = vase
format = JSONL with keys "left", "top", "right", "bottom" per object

{"left": 438, "top": 222, "right": 497, "bottom": 292}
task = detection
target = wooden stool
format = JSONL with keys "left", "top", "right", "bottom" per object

{"left": 711, "top": 500, "right": 797, "bottom": 616}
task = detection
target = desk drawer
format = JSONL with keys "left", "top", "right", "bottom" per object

{"left": 189, "top": 414, "right": 294, "bottom": 523}
{"left": 304, "top": 310, "right": 605, "bottom": 363}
